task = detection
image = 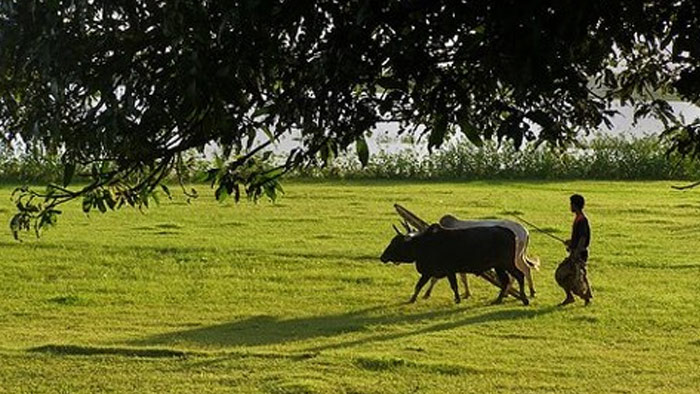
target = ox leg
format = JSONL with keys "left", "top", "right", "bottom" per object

{"left": 525, "top": 267, "right": 536, "bottom": 297}
{"left": 492, "top": 268, "right": 510, "bottom": 305}
{"left": 508, "top": 267, "right": 530, "bottom": 306}
{"left": 423, "top": 277, "right": 439, "bottom": 299}
{"left": 459, "top": 273, "right": 470, "bottom": 299}
{"left": 409, "top": 275, "right": 432, "bottom": 303}
{"left": 447, "top": 272, "right": 461, "bottom": 304}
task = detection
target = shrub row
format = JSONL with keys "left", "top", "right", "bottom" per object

{"left": 294, "top": 134, "right": 700, "bottom": 180}
{"left": 2, "top": 134, "right": 699, "bottom": 183}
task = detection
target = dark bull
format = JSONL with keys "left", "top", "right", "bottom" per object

{"left": 380, "top": 224, "right": 529, "bottom": 305}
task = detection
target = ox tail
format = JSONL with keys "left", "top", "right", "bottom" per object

{"left": 525, "top": 255, "right": 541, "bottom": 271}
{"left": 522, "top": 237, "right": 540, "bottom": 271}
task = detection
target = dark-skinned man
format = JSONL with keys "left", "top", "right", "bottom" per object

{"left": 558, "top": 194, "right": 593, "bottom": 306}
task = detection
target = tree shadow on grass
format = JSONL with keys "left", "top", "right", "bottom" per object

{"left": 129, "top": 303, "right": 559, "bottom": 352}
{"left": 28, "top": 344, "right": 194, "bottom": 358}
{"left": 304, "top": 305, "right": 560, "bottom": 353}
{"left": 0, "top": 240, "right": 378, "bottom": 264}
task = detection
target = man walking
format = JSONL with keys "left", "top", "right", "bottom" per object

{"left": 558, "top": 194, "right": 593, "bottom": 305}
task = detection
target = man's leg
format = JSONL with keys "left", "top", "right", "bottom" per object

{"left": 560, "top": 290, "right": 575, "bottom": 306}
{"left": 581, "top": 263, "right": 593, "bottom": 305}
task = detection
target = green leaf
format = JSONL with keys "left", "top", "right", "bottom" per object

{"left": 377, "top": 77, "right": 404, "bottom": 91}
{"left": 96, "top": 197, "right": 107, "bottom": 213}
{"left": 320, "top": 143, "right": 335, "bottom": 166}
{"left": 63, "top": 162, "right": 75, "bottom": 187}
{"left": 160, "top": 184, "right": 172, "bottom": 200}
{"left": 262, "top": 125, "right": 275, "bottom": 142}
{"left": 139, "top": 188, "right": 150, "bottom": 208}
{"left": 459, "top": 119, "right": 483, "bottom": 147}
{"left": 253, "top": 105, "right": 273, "bottom": 118}
{"left": 151, "top": 191, "right": 161, "bottom": 206}
{"left": 82, "top": 195, "right": 93, "bottom": 214}
{"left": 215, "top": 184, "right": 229, "bottom": 202}
{"left": 103, "top": 190, "right": 116, "bottom": 210}
{"left": 356, "top": 137, "right": 370, "bottom": 167}
{"left": 233, "top": 184, "right": 241, "bottom": 202}
{"left": 10, "top": 214, "right": 21, "bottom": 240}
{"left": 264, "top": 183, "right": 277, "bottom": 201}
{"left": 428, "top": 115, "right": 448, "bottom": 151}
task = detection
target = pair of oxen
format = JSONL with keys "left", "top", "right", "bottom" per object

{"left": 379, "top": 207, "right": 540, "bottom": 306}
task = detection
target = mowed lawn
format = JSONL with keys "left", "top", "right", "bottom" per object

{"left": 0, "top": 180, "right": 698, "bottom": 393}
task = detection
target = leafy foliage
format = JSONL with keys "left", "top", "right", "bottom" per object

{"left": 1, "top": 1, "right": 700, "bottom": 236}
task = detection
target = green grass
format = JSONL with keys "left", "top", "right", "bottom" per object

{"left": 0, "top": 180, "right": 699, "bottom": 393}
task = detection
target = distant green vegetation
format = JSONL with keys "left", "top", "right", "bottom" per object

{"left": 299, "top": 134, "right": 700, "bottom": 180}
{"left": 0, "top": 146, "right": 207, "bottom": 184}
{"left": 0, "top": 180, "right": 698, "bottom": 392}
{"left": 3, "top": 135, "right": 700, "bottom": 185}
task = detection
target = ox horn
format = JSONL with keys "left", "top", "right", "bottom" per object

{"left": 401, "top": 219, "right": 412, "bottom": 233}
{"left": 392, "top": 224, "right": 403, "bottom": 236}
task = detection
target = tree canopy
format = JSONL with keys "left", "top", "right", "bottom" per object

{"left": 1, "top": 0, "right": 700, "bottom": 237}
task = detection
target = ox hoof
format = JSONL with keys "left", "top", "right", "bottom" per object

{"left": 491, "top": 298, "right": 504, "bottom": 305}
{"left": 408, "top": 297, "right": 417, "bottom": 304}
{"left": 521, "top": 298, "right": 530, "bottom": 306}
{"left": 462, "top": 293, "right": 471, "bottom": 299}
{"left": 422, "top": 293, "right": 432, "bottom": 300}
{"left": 454, "top": 298, "right": 461, "bottom": 304}
{"left": 530, "top": 290, "right": 536, "bottom": 298}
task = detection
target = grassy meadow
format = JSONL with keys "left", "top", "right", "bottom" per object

{"left": 0, "top": 180, "right": 698, "bottom": 393}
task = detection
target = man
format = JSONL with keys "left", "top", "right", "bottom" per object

{"left": 559, "top": 194, "right": 592, "bottom": 306}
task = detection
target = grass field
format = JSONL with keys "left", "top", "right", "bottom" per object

{"left": 0, "top": 180, "right": 698, "bottom": 393}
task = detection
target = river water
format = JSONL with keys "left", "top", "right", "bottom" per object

{"left": 266, "top": 101, "right": 700, "bottom": 157}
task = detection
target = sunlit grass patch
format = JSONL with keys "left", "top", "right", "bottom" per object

{"left": 0, "top": 180, "right": 698, "bottom": 392}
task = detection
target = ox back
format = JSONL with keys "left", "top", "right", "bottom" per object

{"left": 413, "top": 225, "right": 516, "bottom": 278}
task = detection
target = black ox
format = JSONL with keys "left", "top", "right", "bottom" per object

{"left": 380, "top": 224, "right": 529, "bottom": 306}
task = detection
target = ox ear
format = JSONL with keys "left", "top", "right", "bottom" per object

{"left": 427, "top": 223, "right": 441, "bottom": 233}
{"left": 392, "top": 224, "right": 403, "bottom": 236}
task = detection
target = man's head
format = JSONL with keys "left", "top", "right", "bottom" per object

{"left": 570, "top": 194, "right": 585, "bottom": 212}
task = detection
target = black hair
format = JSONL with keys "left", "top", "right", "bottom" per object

{"left": 570, "top": 194, "right": 585, "bottom": 210}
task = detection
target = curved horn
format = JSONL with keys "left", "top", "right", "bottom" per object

{"left": 392, "top": 224, "right": 403, "bottom": 236}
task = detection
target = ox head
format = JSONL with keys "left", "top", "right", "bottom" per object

{"left": 379, "top": 220, "right": 424, "bottom": 264}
